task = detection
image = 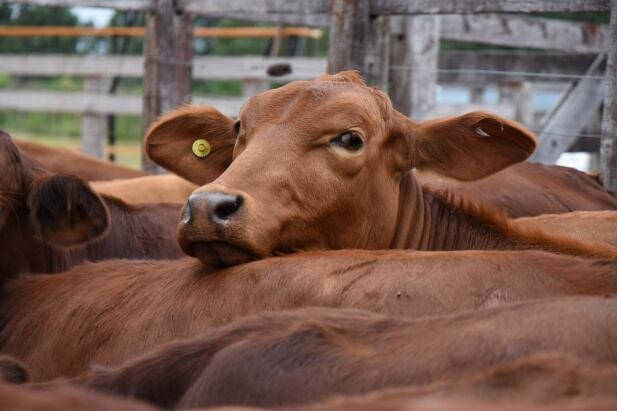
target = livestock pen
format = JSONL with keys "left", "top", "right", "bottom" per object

{"left": 2, "top": 1, "right": 617, "bottom": 411}
{"left": 0, "top": 0, "right": 615, "bottom": 184}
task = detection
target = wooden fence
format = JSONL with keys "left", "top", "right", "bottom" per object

{"left": 3, "top": 0, "right": 617, "bottom": 190}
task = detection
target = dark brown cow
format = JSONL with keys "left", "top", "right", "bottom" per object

{"left": 11, "top": 356, "right": 617, "bottom": 411}
{"left": 3, "top": 249, "right": 617, "bottom": 381}
{"left": 15, "top": 140, "right": 148, "bottom": 181}
{"left": 193, "top": 354, "right": 617, "bottom": 411}
{"left": 144, "top": 71, "right": 617, "bottom": 267}
{"left": 0, "top": 131, "right": 183, "bottom": 278}
{"left": 416, "top": 162, "right": 617, "bottom": 218}
{"left": 80, "top": 297, "right": 617, "bottom": 408}
{"left": 287, "top": 354, "right": 617, "bottom": 411}
{"left": 0, "top": 383, "right": 156, "bottom": 411}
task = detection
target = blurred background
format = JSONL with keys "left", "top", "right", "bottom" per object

{"left": 0, "top": 3, "right": 611, "bottom": 172}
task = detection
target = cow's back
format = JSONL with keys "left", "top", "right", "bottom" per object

{"left": 416, "top": 162, "right": 617, "bottom": 218}
{"left": 16, "top": 140, "right": 148, "bottom": 181}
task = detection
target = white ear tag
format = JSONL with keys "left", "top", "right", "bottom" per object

{"left": 475, "top": 126, "right": 491, "bottom": 138}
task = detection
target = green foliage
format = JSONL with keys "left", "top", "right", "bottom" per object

{"left": 0, "top": 5, "right": 81, "bottom": 53}
{"left": 108, "top": 11, "right": 144, "bottom": 55}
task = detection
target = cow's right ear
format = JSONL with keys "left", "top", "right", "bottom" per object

{"left": 27, "top": 175, "right": 110, "bottom": 247}
{"left": 145, "top": 105, "right": 237, "bottom": 185}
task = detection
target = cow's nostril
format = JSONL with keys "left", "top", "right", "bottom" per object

{"left": 213, "top": 195, "right": 243, "bottom": 221}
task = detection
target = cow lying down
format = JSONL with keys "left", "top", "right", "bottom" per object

{"left": 0, "top": 382, "right": 156, "bottom": 411}
{"left": 144, "top": 71, "right": 617, "bottom": 266}
{"left": 3, "top": 250, "right": 617, "bottom": 381}
{"left": 516, "top": 210, "right": 617, "bottom": 248}
{"left": 5, "top": 353, "right": 617, "bottom": 411}
{"left": 14, "top": 139, "right": 148, "bottom": 182}
{"left": 78, "top": 296, "right": 617, "bottom": 409}
{"left": 415, "top": 162, "right": 617, "bottom": 218}
{"left": 0, "top": 131, "right": 183, "bottom": 278}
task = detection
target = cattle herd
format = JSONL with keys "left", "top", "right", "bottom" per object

{"left": 1, "top": 71, "right": 617, "bottom": 410}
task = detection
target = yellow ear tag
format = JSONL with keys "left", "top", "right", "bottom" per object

{"left": 192, "top": 139, "right": 211, "bottom": 158}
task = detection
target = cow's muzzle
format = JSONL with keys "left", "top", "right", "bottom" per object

{"left": 178, "top": 190, "right": 259, "bottom": 267}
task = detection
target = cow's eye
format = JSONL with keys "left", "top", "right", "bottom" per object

{"left": 331, "top": 132, "right": 364, "bottom": 151}
{"left": 233, "top": 120, "right": 241, "bottom": 134}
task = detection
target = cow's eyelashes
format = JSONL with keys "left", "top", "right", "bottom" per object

{"left": 233, "top": 120, "right": 241, "bottom": 134}
{"left": 330, "top": 132, "right": 364, "bottom": 152}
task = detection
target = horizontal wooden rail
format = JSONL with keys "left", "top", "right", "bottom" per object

{"left": 0, "top": 88, "right": 516, "bottom": 119}
{"left": 7, "top": 0, "right": 611, "bottom": 15}
{"left": 0, "top": 89, "right": 243, "bottom": 116}
{"left": 0, "top": 26, "right": 322, "bottom": 39}
{"left": 0, "top": 53, "right": 597, "bottom": 83}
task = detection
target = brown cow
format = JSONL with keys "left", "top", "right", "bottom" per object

{"left": 416, "top": 162, "right": 617, "bottom": 218}
{"left": 3, "top": 249, "right": 617, "bottom": 381}
{"left": 0, "top": 382, "right": 157, "bottom": 411}
{"left": 80, "top": 297, "right": 617, "bottom": 408}
{"left": 143, "top": 71, "right": 617, "bottom": 267}
{"left": 287, "top": 354, "right": 617, "bottom": 411}
{"left": 199, "top": 354, "right": 617, "bottom": 411}
{"left": 0, "top": 131, "right": 183, "bottom": 278}
{"left": 515, "top": 211, "right": 617, "bottom": 248}
{"left": 15, "top": 140, "right": 147, "bottom": 181}
{"left": 90, "top": 175, "right": 197, "bottom": 205}
{"left": 11, "top": 356, "right": 617, "bottom": 411}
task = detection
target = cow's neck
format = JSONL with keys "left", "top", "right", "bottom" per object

{"left": 391, "top": 172, "right": 520, "bottom": 251}
{"left": 85, "top": 196, "right": 181, "bottom": 260}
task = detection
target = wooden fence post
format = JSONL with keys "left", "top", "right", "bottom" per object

{"left": 242, "top": 79, "right": 270, "bottom": 99}
{"left": 600, "top": 0, "right": 617, "bottom": 192}
{"left": 364, "top": 15, "right": 390, "bottom": 90}
{"left": 81, "top": 76, "right": 112, "bottom": 158}
{"left": 142, "top": 0, "right": 193, "bottom": 173}
{"left": 327, "top": 0, "right": 390, "bottom": 88}
{"left": 389, "top": 16, "right": 441, "bottom": 120}
{"left": 532, "top": 55, "right": 606, "bottom": 164}
{"left": 327, "top": 0, "right": 369, "bottom": 75}
{"left": 498, "top": 81, "right": 534, "bottom": 127}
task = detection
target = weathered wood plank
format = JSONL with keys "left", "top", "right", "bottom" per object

{"left": 374, "top": 0, "right": 610, "bottom": 14}
{"left": 184, "top": 12, "right": 608, "bottom": 54}
{"left": 179, "top": 0, "right": 610, "bottom": 14}
{"left": 0, "top": 89, "right": 243, "bottom": 116}
{"left": 600, "top": 0, "right": 617, "bottom": 192}
{"left": 389, "top": 16, "right": 441, "bottom": 120}
{"left": 0, "top": 26, "right": 321, "bottom": 39}
{"left": 438, "top": 14, "right": 608, "bottom": 53}
{"left": 6, "top": 0, "right": 153, "bottom": 10}
{"left": 327, "top": 0, "right": 369, "bottom": 75}
{"left": 0, "top": 53, "right": 601, "bottom": 83}
{"left": 142, "top": 0, "right": 193, "bottom": 172}
{"left": 531, "top": 55, "right": 606, "bottom": 164}
{"left": 436, "top": 52, "right": 599, "bottom": 83}
{"left": 0, "top": 89, "right": 517, "bottom": 119}
{"left": 80, "top": 77, "right": 111, "bottom": 158}
{"left": 364, "top": 15, "right": 390, "bottom": 90}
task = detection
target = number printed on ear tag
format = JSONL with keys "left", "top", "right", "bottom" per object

{"left": 192, "top": 139, "right": 211, "bottom": 158}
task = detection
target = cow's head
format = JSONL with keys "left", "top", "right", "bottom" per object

{"left": 0, "top": 131, "right": 110, "bottom": 277}
{"left": 146, "top": 71, "right": 536, "bottom": 267}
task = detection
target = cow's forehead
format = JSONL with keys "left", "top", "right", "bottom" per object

{"left": 240, "top": 79, "right": 389, "bottom": 125}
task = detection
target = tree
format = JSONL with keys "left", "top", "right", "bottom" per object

{"left": 0, "top": 5, "right": 81, "bottom": 54}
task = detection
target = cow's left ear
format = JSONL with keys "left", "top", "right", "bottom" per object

{"left": 145, "top": 105, "right": 237, "bottom": 185}
{"left": 27, "top": 175, "right": 110, "bottom": 247}
{"left": 390, "top": 111, "right": 537, "bottom": 181}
